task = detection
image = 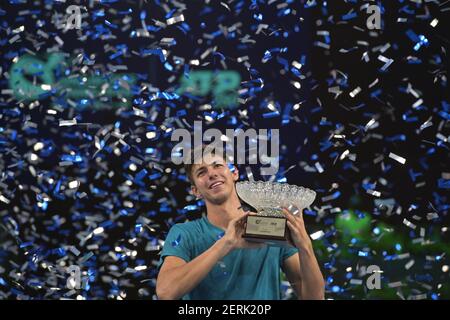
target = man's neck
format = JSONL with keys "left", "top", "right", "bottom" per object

{"left": 205, "top": 193, "right": 243, "bottom": 231}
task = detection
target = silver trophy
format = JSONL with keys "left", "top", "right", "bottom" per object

{"left": 236, "top": 181, "right": 316, "bottom": 246}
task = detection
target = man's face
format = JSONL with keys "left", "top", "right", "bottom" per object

{"left": 190, "top": 153, "right": 239, "bottom": 205}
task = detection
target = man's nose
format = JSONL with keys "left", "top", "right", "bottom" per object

{"left": 207, "top": 169, "right": 218, "bottom": 179}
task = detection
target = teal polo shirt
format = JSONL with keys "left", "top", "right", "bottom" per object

{"left": 158, "top": 216, "right": 298, "bottom": 300}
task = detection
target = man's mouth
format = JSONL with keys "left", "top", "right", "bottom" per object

{"left": 209, "top": 181, "right": 224, "bottom": 189}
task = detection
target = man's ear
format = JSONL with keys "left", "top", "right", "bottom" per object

{"left": 232, "top": 166, "right": 239, "bottom": 181}
{"left": 191, "top": 184, "right": 202, "bottom": 199}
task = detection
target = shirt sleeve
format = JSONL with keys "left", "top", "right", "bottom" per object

{"left": 279, "top": 245, "right": 298, "bottom": 264}
{"left": 157, "top": 224, "right": 192, "bottom": 270}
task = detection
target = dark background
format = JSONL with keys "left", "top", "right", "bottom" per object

{"left": 0, "top": 0, "right": 449, "bottom": 299}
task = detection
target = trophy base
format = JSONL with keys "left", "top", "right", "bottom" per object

{"left": 242, "top": 234, "right": 292, "bottom": 247}
{"left": 243, "top": 215, "right": 292, "bottom": 247}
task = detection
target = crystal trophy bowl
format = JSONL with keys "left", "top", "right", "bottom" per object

{"left": 236, "top": 181, "right": 316, "bottom": 246}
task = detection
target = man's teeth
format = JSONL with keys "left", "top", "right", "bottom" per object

{"left": 211, "top": 182, "right": 223, "bottom": 188}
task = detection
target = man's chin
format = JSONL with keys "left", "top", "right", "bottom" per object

{"left": 206, "top": 193, "right": 229, "bottom": 205}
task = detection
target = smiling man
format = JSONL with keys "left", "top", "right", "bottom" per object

{"left": 156, "top": 147, "right": 325, "bottom": 300}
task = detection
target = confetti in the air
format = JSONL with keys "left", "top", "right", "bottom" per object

{"left": 0, "top": 0, "right": 448, "bottom": 301}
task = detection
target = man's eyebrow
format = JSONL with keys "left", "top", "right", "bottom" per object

{"left": 194, "top": 166, "right": 206, "bottom": 174}
{"left": 209, "top": 160, "right": 225, "bottom": 166}
{"left": 194, "top": 161, "right": 223, "bottom": 174}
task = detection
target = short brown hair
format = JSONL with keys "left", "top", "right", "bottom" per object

{"left": 183, "top": 144, "right": 230, "bottom": 184}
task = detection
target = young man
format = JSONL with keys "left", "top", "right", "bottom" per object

{"left": 156, "top": 149, "right": 325, "bottom": 300}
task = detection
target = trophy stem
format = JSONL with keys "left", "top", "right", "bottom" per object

{"left": 257, "top": 207, "right": 285, "bottom": 217}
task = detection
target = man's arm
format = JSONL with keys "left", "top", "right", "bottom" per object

{"left": 156, "top": 239, "right": 231, "bottom": 300}
{"left": 282, "top": 208, "right": 325, "bottom": 300}
{"left": 156, "top": 212, "right": 265, "bottom": 300}
{"left": 282, "top": 253, "right": 303, "bottom": 299}
{"left": 282, "top": 250, "right": 325, "bottom": 300}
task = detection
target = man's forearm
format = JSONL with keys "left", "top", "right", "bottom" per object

{"left": 157, "top": 239, "right": 231, "bottom": 299}
{"left": 298, "top": 244, "right": 325, "bottom": 300}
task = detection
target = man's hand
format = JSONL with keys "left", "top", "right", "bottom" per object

{"left": 221, "top": 211, "right": 266, "bottom": 251}
{"left": 282, "top": 206, "right": 312, "bottom": 251}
